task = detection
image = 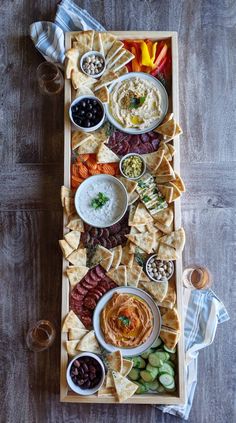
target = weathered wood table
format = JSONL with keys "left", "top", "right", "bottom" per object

{"left": 0, "top": 1, "right": 235, "bottom": 422}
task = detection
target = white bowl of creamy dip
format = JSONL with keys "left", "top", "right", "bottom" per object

{"left": 74, "top": 174, "right": 128, "bottom": 228}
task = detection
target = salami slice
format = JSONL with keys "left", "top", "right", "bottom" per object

{"left": 102, "top": 228, "right": 110, "bottom": 238}
{"left": 91, "top": 287, "right": 104, "bottom": 298}
{"left": 80, "top": 315, "right": 92, "bottom": 329}
{"left": 97, "top": 228, "right": 104, "bottom": 238}
{"left": 96, "top": 284, "right": 107, "bottom": 294}
{"left": 99, "top": 238, "right": 107, "bottom": 248}
{"left": 84, "top": 223, "right": 92, "bottom": 232}
{"left": 86, "top": 291, "right": 100, "bottom": 302}
{"left": 145, "top": 142, "right": 155, "bottom": 153}
{"left": 90, "top": 268, "right": 101, "bottom": 282}
{"left": 95, "top": 265, "right": 105, "bottom": 278}
{"left": 82, "top": 277, "right": 98, "bottom": 290}
{"left": 70, "top": 290, "right": 85, "bottom": 302}
{"left": 76, "top": 285, "right": 88, "bottom": 296}
{"left": 93, "top": 238, "right": 100, "bottom": 246}
{"left": 113, "top": 131, "right": 127, "bottom": 143}
{"left": 140, "top": 133, "right": 150, "bottom": 143}
{"left": 90, "top": 227, "right": 98, "bottom": 237}
{"left": 151, "top": 138, "right": 160, "bottom": 150}
{"left": 148, "top": 131, "right": 158, "bottom": 139}
{"left": 105, "top": 239, "right": 112, "bottom": 249}
{"left": 83, "top": 296, "right": 97, "bottom": 310}
{"left": 119, "top": 140, "right": 130, "bottom": 155}
{"left": 109, "top": 223, "right": 121, "bottom": 235}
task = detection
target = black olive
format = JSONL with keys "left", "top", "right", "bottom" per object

{"left": 75, "top": 118, "right": 82, "bottom": 126}
{"left": 87, "top": 112, "right": 93, "bottom": 118}
{"left": 80, "top": 109, "right": 85, "bottom": 116}
{"left": 88, "top": 103, "right": 93, "bottom": 110}
{"left": 84, "top": 119, "right": 91, "bottom": 127}
{"left": 86, "top": 99, "right": 91, "bottom": 104}
{"left": 92, "top": 99, "right": 98, "bottom": 106}
{"left": 81, "top": 101, "right": 86, "bottom": 108}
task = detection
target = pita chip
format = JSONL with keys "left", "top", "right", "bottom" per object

{"left": 64, "top": 230, "right": 81, "bottom": 250}
{"left": 112, "top": 371, "right": 138, "bottom": 402}
{"left": 75, "top": 84, "right": 94, "bottom": 98}
{"left": 95, "top": 86, "right": 109, "bottom": 103}
{"left": 106, "top": 350, "right": 122, "bottom": 372}
{"left": 61, "top": 186, "right": 73, "bottom": 207}
{"left": 161, "top": 308, "right": 181, "bottom": 332}
{"left": 106, "top": 40, "right": 124, "bottom": 63}
{"left": 121, "top": 359, "right": 133, "bottom": 377}
{"left": 155, "top": 118, "right": 176, "bottom": 138}
{"left": 165, "top": 181, "right": 182, "bottom": 201}
{"left": 125, "top": 232, "right": 154, "bottom": 254}
{"left": 159, "top": 228, "right": 185, "bottom": 252}
{"left": 74, "top": 30, "right": 94, "bottom": 50}
{"left": 111, "top": 245, "right": 122, "bottom": 269}
{"left": 159, "top": 278, "right": 176, "bottom": 308}
{"left": 155, "top": 156, "right": 174, "bottom": 177}
{"left": 97, "top": 143, "right": 119, "bottom": 163}
{"left": 71, "top": 69, "right": 96, "bottom": 90}
{"left": 78, "top": 137, "right": 101, "bottom": 154}
{"left": 64, "top": 197, "right": 76, "bottom": 217}
{"left": 115, "top": 66, "right": 129, "bottom": 77}
{"left": 66, "top": 340, "right": 80, "bottom": 356}
{"left": 157, "top": 242, "right": 178, "bottom": 260}
{"left": 157, "top": 184, "right": 173, "bottom": 203}
{"left": 154, "top": 219, "right": 174, "bottom": 234}
{"left": 128, "top": 191, "right": 139, "bottom": 205}
{"left": 66, "top": 266, "right": 89, "bottom": 288}
{"left": 128, "top": 204, "right": 137, "bottom": 226}
{"left": 92, "top": 245, "right": 112, "bottom": 266}
{"left": 97, "top": 386, "right": 116, "bottom": 397}
{"left": 107, "top": 265, "right": 127, "bottom": 286}
{"left": 173, "top": 172, "right": 185, "bottom": 192}
{"left": 92, "top": 31, "right": 104, "bottom": 54}
{"left": 118, "top": 176, "right": 138, "bottom": 194}
{"left": 153, "top": 207, "right": 173, "bottom": 226}
{"left": 101, "top": 32, "right": 116, "bottom": 57}
{"left": 139, "top": 269, "right": 150, "bottom": 283}
{"left": 77, "top": 330, "right": 101, "bottom": 353}
{"left": 140, "top": 279, "right": 168, "bottom": 302}
{"left": 100, "top": 252, "right": 114, "bottom": 272}
{"left": 62, "top": 310, "right": 86, "bottom": 332}
{"left": 94, "top": 70, "right": 118, "bottom": 91}
{"left": 110, "top": 50, "right": 135, "bottom": 72}
{"left": 159, "top": 327, "right": 180, "bottom": 350}
{"left": 66, "top": 214, "right": 84, "bottom": 232}
{"left": 72, "top": 131, "right": 94, "bottom": 150}
{"left": 126, "top": 264, "right": 142, "bottom": 287}
{"left": 107, "top": 48, "right": 126, "bottom": 69}
{"left": 106, "top": 370, "right": 115, "bottom": 388}
{"left": 121, "top": 245, "right": 134, "bottom": 268}
{"left": 167, "top": 143, "right": 176, "bottom": 157}
{"left": 68, "top": 328, "right": 88, "bottom": 341}
{"left": 59, "top": 239, "right": 74, "bottom": 258}
{"left": 132, "top": 203, "right": 153, "bottom": 225}
{"left": 67, "top": 248, "right": 87, "bottom": 266}
{"left": 143, "top": 150, "right": 164, "bottom": 172}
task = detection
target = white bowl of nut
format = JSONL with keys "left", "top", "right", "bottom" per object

{"left": 80, "top": 51, "right": 106, "bottom": 78}
{"left": 119, "top": 153, "right": 146, "bottom": 180}
{"left": 146, "top": 255, "right": 174, "bottom": 282}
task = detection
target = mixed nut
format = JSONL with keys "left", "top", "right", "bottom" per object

{"left": 70, "top": 356, "right": 103, "bottom": 389}
{"left": 146, "top": 257, "right": 174, "bottom": 281}
{"left": 121, "top": 154, "right": 145, "bottom": 179}
{"left": 82, "top": 54, "right": 105, "bottom": 76}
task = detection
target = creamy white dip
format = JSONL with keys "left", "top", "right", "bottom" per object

{"left": 78, "top": 180, "right": 126, "bottom": 227}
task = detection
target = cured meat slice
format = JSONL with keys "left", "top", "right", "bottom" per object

{"left": 80, "top": 315, "right": 92, "bottom": 329}
{"left": 91, "top": 287, "right": 104, "bottom": 298}
{"left": 109, "top": 282, "right": 118, "bottom": 289}
{"left": 76, "top": 285, "right": 88, "bottom": 296}
{"left": 140, "top": 133, "right": 150, "bottom": 143}
{"left": 84, "top": 223, "right": 92, "bottom": 232}
{"left": 148, "top": 131, "right": 158, "bottom": 139}
{"left": 102, "top": 228, "right": 110, "bottom": 238}
{"left": 90, "top": 268, "right": 101, "bottom": 282}
{"left": 110, "top": 235, "right": 118, "bottom": 248}
{"left": 99, "top": 238, "right": 107, "bottom": 248}
{"left": 93, "top": 238, "right": 100, "bottom": 246}
{"left": 105, "top": 239, "right": 112, "bottom": 249}
{"left": 90, "top": 227, "right": 98, "bottom": 237}
{"left": 137, "top": 143, "right": 150, "bottom": 154}
{"left": 145, "top": 142, "right": 155, "bottom": 153}
{"left": 119, "top": 140, "right": 130, "bottom": 156}
{"left": 83, "top": 296, "right": 97, "bottom": 310}
{"left": 151, "top": 138, "right": 160, "bottom": 150}
{"left": 70, "top": 290, "right": 85, "bottom": 302}
{"left": 112, "top": 131, "right": 127, "bottom": 143}
{"left": 95, "top": 265, "right": 106, "bottom": 278}
{"left": 109, "top": 223, "right": 121, "bottom": 235}
{"left": 81, "top": 277, "right": 98, "bottom": 290}
{"left": 95, "top": 284, "right": 107, "bottom": 294}
{"left": 81, "top": 232, "right": 90, "bottom": 245}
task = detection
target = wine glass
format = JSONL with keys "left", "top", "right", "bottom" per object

{"left": 26, "top": 320, "right": 56, "bottom": 352}
{"left": 182, "top": 265, "right": 212, "bottom": 290}
{"left": 36, "top": 62, "right": 64, "bottom": 95}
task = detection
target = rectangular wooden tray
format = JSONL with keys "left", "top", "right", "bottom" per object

{"left": 61, "top": 31, "right": 185, "bottom": 404}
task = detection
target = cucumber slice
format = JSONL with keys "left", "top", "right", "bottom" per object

{"left": 159, "top": 373, "right": 175, "bottom": 388}
{"left": 141, "top": 348, "right": 154, "bottom": 359}
{"left": 132, "top": 356, "right": 146, "bottom": 369}
{"left": 164, "top": 345, "right": 176, "bottom": 354}
{"left": 158, "top": 363, "right": 175, "bottom": 377}
{"left": 147, "top": 380, "right": 160, "bottom": 391}
{"left": 165, "top": 381, "right": 176, "bottom": 391}
{"left": 135, "top": 381, "right": 148, "bottom": 394}
{"left": 155, "top": 351, "right": 168, "bottom": 363}
{"left": 140, "top": 370, "right": 155, "bottom": 383}
{"left": 157, "top": 384, "right": 166, "bottom": 393}
{"left": 166, "top": 360, "right": 175, "bottom": 369}
{"left": 146, "top": 364, "right": 159, "bottom": 378}
{"left": 151, "top": 337, "right": 162, "bottom": 348}
{"left": 128, "top": 368, "right": 140, "bottom": 381}
{"left": 148, "top": 353, "right": 164, "bottom": 368}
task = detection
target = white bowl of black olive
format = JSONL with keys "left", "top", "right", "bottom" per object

{"left": 80, "top": 51, "right": 106, "bottom": 78}
{"left": 66, "top": 352, "right": 105, "bottom": 395}
{"left": 69, "top": 96, "right": 105, "bottom": 132}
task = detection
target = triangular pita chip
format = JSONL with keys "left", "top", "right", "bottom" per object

{"left": 93, "top": 125, "right": 110, "bottom": 143}
{"left": 128, "top": 191, "right": 139, "bottom": 205}
{"left": 161, "top": 308, "right": 180, "bottom": 332}
{"left": 120, "top": 245, "right": 134, "bottom": 268}
{"left": 100, "top": 32, "right": 117, "bottom": 57}
{"left": 157, "top": 243, "right": 178, "bottom": 260}
{"left": 154, "top": 220, "right": 174, "bottom": 234}
{"left": 94, "top": 70, "right": 118, "bottom": 91}
{"left": 107, "top": 48, "right": 126, "bottom": 69}
{"left": 139, "top": 279, "right": 168, "bottom": 302}
{"left": 72, "top": 132, "right": 94, "bottom": 150}
{"left": 106, "top": 350, "right": 122, "bottom": 372}
{"left": 76, "top": 330, "right": 101, "bottom": 353}
{"left": 74, "top": 30, "right": 94, "bottom": 50}
{"left": 155, "top": 156, "right": 174, "bottom": 177}
{"left": 66, "top": 266, "right": 89, "bottom": 288}
{"left": 78, "top": 137, "right": 101, "bottom": 154}
{"left": 68, "top": 328, "right": 89, "bottom": 341}
{"left": 92, "top": 31, "right": 104, "bottom": 54}
{"left": 64, "top": 230, "right": 81, "bottom": 250}
{"left": 118, "top": 176, "right": 138, "bottom": 194}
{"left": 107, "top": 265, "right": 127, "bottom": 286}
{"left": 106, "top": 370, "right": 115, "bottom": 388}
{"left": 62, "top": 310, "right": 86, "bottom": 332}
{"left": 97, "top": 386, "right": 116, "bottom": 397}
{"left": 121, "top": 359, "right": 133, "bottom": 377}
{"left": 115, "top": 66, "right": 128, "bottom": 77}
{"left": 66, "top": 214, "right": 84, "bottom": 232}
{"left": 110, "top": 50, "right": 135, "bottom": 72}
{"left": 132, "top": 203, "right": 153, "bottom": 225}
{"left": 92, "top": 245, "right": 112, "bottom": 266}
{"left": 167, "top": 143, "right": 176, "bottom": 157}
{"left": 106, "top": 40, "right": 124, "bottom": 63}
{"left": 112, "top": 371, "right": 138, "bottom": 402}
{"left": 126, "top": 264, "right": 142, "bottom": 287}
{"left": 71, "top": 69, "right": 96, "bottom": 90}
{"left": 139, "top": 269, "right": 150, "bottom": 283}
{"left": 157, "top": 184, "right": 173, "bottom": 203}
{"left": 128, "top": 204, "right": 137, "bottom": 226}
{"left": 173, "top": 172, "right": 185, "bottom": 192}
{"left": 59, "top": 239, "right": 74, "bottom": 258}
{"left": 67, "top": 248, "right": 87, "bottom": 266}
{"left": 95, "top": 86, "right": 109, "bottom": 103}
{"left": 159, "top": 142, "right": 172, "bottom": 161}
{"left": 125, "top": 232, "right": 154, "bottom": 254}
{"left": 97, "top": 143, "right": 119, "bottom": 163}
{"left": 65, "top": 47, "right": 86, "bottom": 79}
{"left": 61, "top": 186, "right": 73, "bottom": 207}
{"left": 159, "top": 228, "right": 185, "bottom": 252}
{"left": 66, "top": 340, "right": 80, "bottom": 356}
{"left": 159, "top": 278, "right": 176, "bottom": 308}
{"left": 100, "top": 252, "right": 114, "bottom": 272}
{"left": 164, "top": 181, "right": 182, "bottom": 201}
{"left": 155, "top": 118, "right": 176, "bottom": 138}
{"left": 153, "top": 207, "right": 173, "bottom": 226}
{"left": 111, "top": 245, "right": 122, "bottom": 269}
{"left": 159, "top": 327, "right": 180, "bottom": 350}
{"left": 75, "top": 85, "right": 94, "bottom": 98}
{"left": 64, "top": 197, "right": 76, "bottom": 216}
{"left": 142, "top": 150, "right": 164, "bottom": 172}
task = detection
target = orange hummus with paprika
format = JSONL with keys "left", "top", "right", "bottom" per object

{"left": 100, "top": 292, "right": 153, "bottom": 348}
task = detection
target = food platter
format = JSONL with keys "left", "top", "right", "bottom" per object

{"left": 60, "top": 31, "right": 185, "bottom": 405}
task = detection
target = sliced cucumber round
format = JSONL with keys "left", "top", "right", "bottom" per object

{"left": 151, "top": 337, "right": 162, "bottom": 348}
{"left": 159, "top": 373, "right": 175, "bottom": 388}
{"left": 158, "top": 363, "right": 175, "bottom": 377}
{"left": 164, "top": 345, "right": 176, "bottom": 354}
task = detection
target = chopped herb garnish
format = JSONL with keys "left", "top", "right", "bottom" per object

{"left": 138, "top": 180, "right": 147, "bottom": 189}
{"left": 118, "top": 316, "right": 130, "bottom": 326}
{"left": 142, "top": 195, "right": 151, "bottom": 203}
{"left": 129, "top": 96, "right": 146, "bottom": 109}
{"left": 91, "top": 192, "right": 109, "bottom": 209}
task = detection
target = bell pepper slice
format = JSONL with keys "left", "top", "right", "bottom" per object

{"left": 153, "top": 42, "right": 168, "bottom": 69}
{"left": 131, "top": 46, "right": 141, "bottom": 72}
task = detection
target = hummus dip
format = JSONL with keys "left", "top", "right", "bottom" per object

{"left": 109, "top": 77, "right": 162, "bottom": 130}
{"left": 100, "top": 292, "right": 153, "bottom": 348}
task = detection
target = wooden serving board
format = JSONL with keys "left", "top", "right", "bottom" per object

{"left": 61, "top": 31, "right": 185, "bottom": 405}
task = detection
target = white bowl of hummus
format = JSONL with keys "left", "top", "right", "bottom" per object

{"left": 93, "top": 286, "right": 162, "bottom": 357}
{"left": 74, "top": 174, "right": 128, "bottom": 228}
{"left": 105, "top": 72, "right": 168, "bottom": 134}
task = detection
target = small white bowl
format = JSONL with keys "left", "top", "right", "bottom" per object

{"left": 69, "top": 95, "right": 105, "bottom": 132}
{"left": 74, "top": 174, "right": 128, "bottom": 228}
{"left": 66, "top": 352, "right": 105, "bottom": 395}
{"left": 146, "top": 255, "right": 174, "bottom": 282}
{"left": 80, "top": 51, "right": 106, "bottom": 79}
{"left": 119, "top": 153, "right": 146, "bottom": 180}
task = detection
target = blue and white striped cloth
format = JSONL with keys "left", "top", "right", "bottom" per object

{"left": 29, "top": 1, "right": 229, "bottom": 419}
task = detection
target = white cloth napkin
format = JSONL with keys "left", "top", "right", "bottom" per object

{"left": 29, "top": 2, "right": 230, "bottom": 419}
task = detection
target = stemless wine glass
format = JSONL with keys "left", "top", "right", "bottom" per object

{"left": 36, "top": 62, "right": 64, "bottom": 95}
{"left": 26, "top": 320, "right": 56, "bottom": 352}
{"left": 182, "top": 265, "right": 212, "bottom": 290}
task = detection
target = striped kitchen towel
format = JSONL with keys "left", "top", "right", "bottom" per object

{"left": 29, "top": 2, "right": 230, "bottom": 419}
{"left": 157, "top": 288, "right": 229, "bottom": 419}
{"left": 29, "top": 0, "right": 105, "bottom": 64}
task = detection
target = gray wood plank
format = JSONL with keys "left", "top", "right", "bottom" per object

{"left": 0, "top": 0, "right": 235, "bottom": 422}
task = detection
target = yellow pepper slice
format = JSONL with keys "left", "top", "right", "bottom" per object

{"left": 140, "top": 41, "right": 158, "bottom": 68}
